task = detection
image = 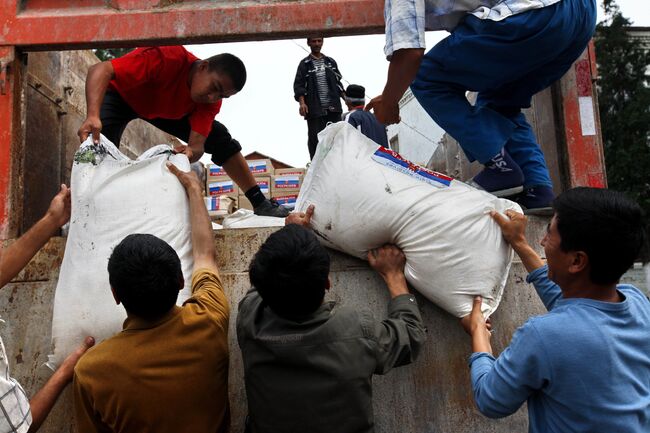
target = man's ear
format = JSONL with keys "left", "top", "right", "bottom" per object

{"left": 325, "top": 277, "right": 331, "bottom": 291}
{"left": 178, "top": 276, "right": 184, "bottom": 293}
{"left": 568, "top": 251, "right": 589, "bottom": 275}
{"left": 110, "top": 286, "right": 121, "bottom": 305}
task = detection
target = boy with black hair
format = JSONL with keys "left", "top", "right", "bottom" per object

{"left": 79, "top": 46, "right": 288, "bottom": 217}
{"left": 237, "top": 206, "right": 426, "bottom": 433}
{"left": 462, "top": 187, "right": 650, "bottom": 432}
{"left": 73, "top": 163, "right": 231, "bottom": 433}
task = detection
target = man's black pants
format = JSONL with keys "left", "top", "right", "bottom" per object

{"left": 101, "top": 91, "right": 241, "bottom": 165}
{"left": 306, "top": 111, "right": 342, "bottom": 159}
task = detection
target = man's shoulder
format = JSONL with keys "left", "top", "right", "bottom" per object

{"left": 74, "top": 334, "right": 125, "bottom": 378}
{"left": 619, "top": 285, "right": 650, "bottom": 304}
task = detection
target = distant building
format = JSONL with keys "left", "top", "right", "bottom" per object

{"left": 386, "top": 89, "right": 445, "bottom": 166}
{"left": 244, "top": 151, "right": 295, "bottom": 169}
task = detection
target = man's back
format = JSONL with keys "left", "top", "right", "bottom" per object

{"left": 73, "top": 269, "right": 230, "bottom": 433}
{"left": 343, "top": 110, "right": 389, "bottom": 147}
{"left": 237, "top": 289, "right": 423, "bottom": 433}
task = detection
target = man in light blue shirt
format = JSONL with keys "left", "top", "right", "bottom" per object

{"left": 461, "top": 187, "right": 650, "bottom": 432}
{"left": 369, "top": 0, "right": 597, "bottom": 211}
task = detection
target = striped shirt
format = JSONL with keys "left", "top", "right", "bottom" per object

{"left": 384, "top": 0, "right": 562, "bottom": 57}
{"left": 311, "top": 57, "right": 331, "bottom": 107}
{"left": 0, "top": 332, "right": 31, "bottom": 433}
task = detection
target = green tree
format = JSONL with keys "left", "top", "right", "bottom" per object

{"left": 595, "top": 0, "right": 650, "bottom": 221}
{"left": 93, "top": 48, "right": 134, "bottom": 61}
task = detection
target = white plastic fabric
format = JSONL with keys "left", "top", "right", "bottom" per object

{"left": 48, "top": 136, "right": 194, "bottom": 368}
{"left": 222, "top": 209, "right": 286, "bottom": 229}
{"left": 295, "top": 123, "right": 522, "bottom": 318}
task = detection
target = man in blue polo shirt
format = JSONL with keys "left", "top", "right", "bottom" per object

{"left": 462, "top": 187, "right": 650, "bottom": 432}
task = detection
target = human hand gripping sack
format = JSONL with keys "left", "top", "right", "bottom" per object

{"left": 77, "top": 116, "right": 102, "bottom": 145}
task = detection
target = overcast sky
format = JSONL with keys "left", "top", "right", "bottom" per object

{"left": 188, "top": 0, "right": 649, "bottom": 168}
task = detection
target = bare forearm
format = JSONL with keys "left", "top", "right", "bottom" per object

{"left": 472, "top": 330, "right": 493, "bottom": 355}
{"left": 187, "top": 131, "right": 206, "bottom": 163}
{"left": 383, "top": 273, "right": 410, "bottom": 299}
{"left": 382, "top": 49, "right": 424, "bottom": 105}
{"left": 27, "top": 369, "right": 69, "bottom": 432}
{"left": 85, "top": 62, "right": 113, "bottom": 118}
{"left": 512, "top": 242, "right": 545, "bottom": 273}
{"left": 187, "top": 185, "right": 217, "bottom": 268}
{"left": 1, "top": 215, "right": 59, "bottom": 288}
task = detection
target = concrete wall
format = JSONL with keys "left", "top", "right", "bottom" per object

{"left": 0, "top": 217, "right": 572, "bottom": 433}
{"left": 20, "top": 50, "right": 180, "bottom": 234}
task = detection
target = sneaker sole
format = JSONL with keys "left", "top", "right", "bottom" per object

{"left": 523, "top": 206, "right": 553, "bottom": 216}
{"left": 468, "top": 181, "right": 523, "bottom": 198}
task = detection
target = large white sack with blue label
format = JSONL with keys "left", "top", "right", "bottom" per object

{"left": 48, "top": 136, "right": 194, "bottom": 368}
{"left": 295, "top": 123, "right": 522, "bottom": 318}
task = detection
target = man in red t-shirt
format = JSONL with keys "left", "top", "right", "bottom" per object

{"left": 78, "top": 46, "right": 288, "bottom": 217}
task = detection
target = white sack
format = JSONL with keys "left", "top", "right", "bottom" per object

{"left": 295, "top": 123, "right": 522, "bottom": 318}
{"left": 222, "top": 209, "right": 286, "bottom": 229}
{"left": 48, "top": 136, "right": 193, "bottom": 368}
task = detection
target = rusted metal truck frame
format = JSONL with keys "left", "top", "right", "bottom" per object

{"left": 0, "top": 1, "right": 607, "bottom": 432}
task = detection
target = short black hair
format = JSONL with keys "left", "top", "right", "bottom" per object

{"left": 553, "top": 187, "right": 647, "bottom": 285}
{"left": 206, "top": 53, "right": 247, "bottom": 91}
{"left": 249, "top": 225, "right": 330, "bottom": 320}
{"left": 108, "top": 234, "right": 183, "bottom": 320}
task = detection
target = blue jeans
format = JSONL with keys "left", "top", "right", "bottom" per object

{"left": 411, "top": 0, "right": 596, "bottom": 187}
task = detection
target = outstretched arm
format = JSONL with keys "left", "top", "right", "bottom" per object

{"left": 28, "top": 337, "right": 95, "bottom": 433}
{"left": 367, "top": 244, "right": 425, "bottom": 373}
{"left": 1, "top": 185, "right": 70, "bottom": 288}
{"left": 367, "top": 244, "right": 410, "bottom": 299}
{"left": 366, "top": 48, "right": 424, "bottom": 125}
{"left": 285, "top": 204, "right": 315, "bottom": 228}
{"left": 78, "top": 61, "right": 114, "bottom": 144}
{"left": 166, "top": 162, "right": 218, "bottom": 276}
{"left": 490, "top": 210, "right": 544, "bottom": 273}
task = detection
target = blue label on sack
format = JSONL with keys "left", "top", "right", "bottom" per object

{"left": 371, "top": 147, "right": 452, "bottom": 187}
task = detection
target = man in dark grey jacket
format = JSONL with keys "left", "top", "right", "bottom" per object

{"left": 237, "top": 205, "right": 425, "bottom": 433}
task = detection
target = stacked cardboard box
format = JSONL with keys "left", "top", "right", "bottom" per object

{"left": 205, "top": 160, "right": 306, "bottom": 213}
{"left": 270, "top": 168, "right": 306, "bottom": 210}
{"left": 205, "top": 163, "right": 238, "bottom": 218}
{"left": 238, "top": 176, "right": 271, "bottom": 210}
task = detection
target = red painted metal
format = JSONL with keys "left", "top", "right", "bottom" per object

{"left": 558, "top": 42, "right": 607, "bottom": 189}
{"left": 0, "top": 46, "right": 18, "bottom": 238}
{"left": 0, "top": 0, "right": 385, "bottom": 49}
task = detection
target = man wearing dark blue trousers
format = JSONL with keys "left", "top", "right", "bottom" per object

{"left": 368, "top": 0, "right": 597, "bottom": 210}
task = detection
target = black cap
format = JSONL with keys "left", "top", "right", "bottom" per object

{"left": 345, "top": 84, "right": 365, "bottom": 99}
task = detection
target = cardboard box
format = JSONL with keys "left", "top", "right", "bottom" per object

{"left": 204, "top": 195, "right": 236, "bottom": 216}
{"left": 274, "top": 167, "right": 306, "bottom": 177}
{"left": 246, "top": 159, "right": 274, "bottom": 177}
{"left": 271, "top": 192, "right": 299, "bottom": 210}
{"left": 271, "top": 174, "right": 303, "bottom": 194}
{"left": 253, "top": 176, "right": 271, "bottom": 197}
{"left": 206, "top": 163, "right": 229, "bottom": 181}
{"left": 237, "top": 194, "right": 255, "bottom": 211}
{"left": 206, "top": 178, "right": 239, "bottom": 197}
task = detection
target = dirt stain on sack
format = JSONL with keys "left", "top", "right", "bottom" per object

{"left": 385, "top": 184, "right": 392, "bottom": 194}
{"left": 325, "top": 221, "right": 333, "bottom": 231}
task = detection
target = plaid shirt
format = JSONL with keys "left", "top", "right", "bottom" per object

{"left": 384, "top": 0, "right": 562, "bottom": 57}
{"left": 0, "top": 332, "right": 31, "bottom": 433}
